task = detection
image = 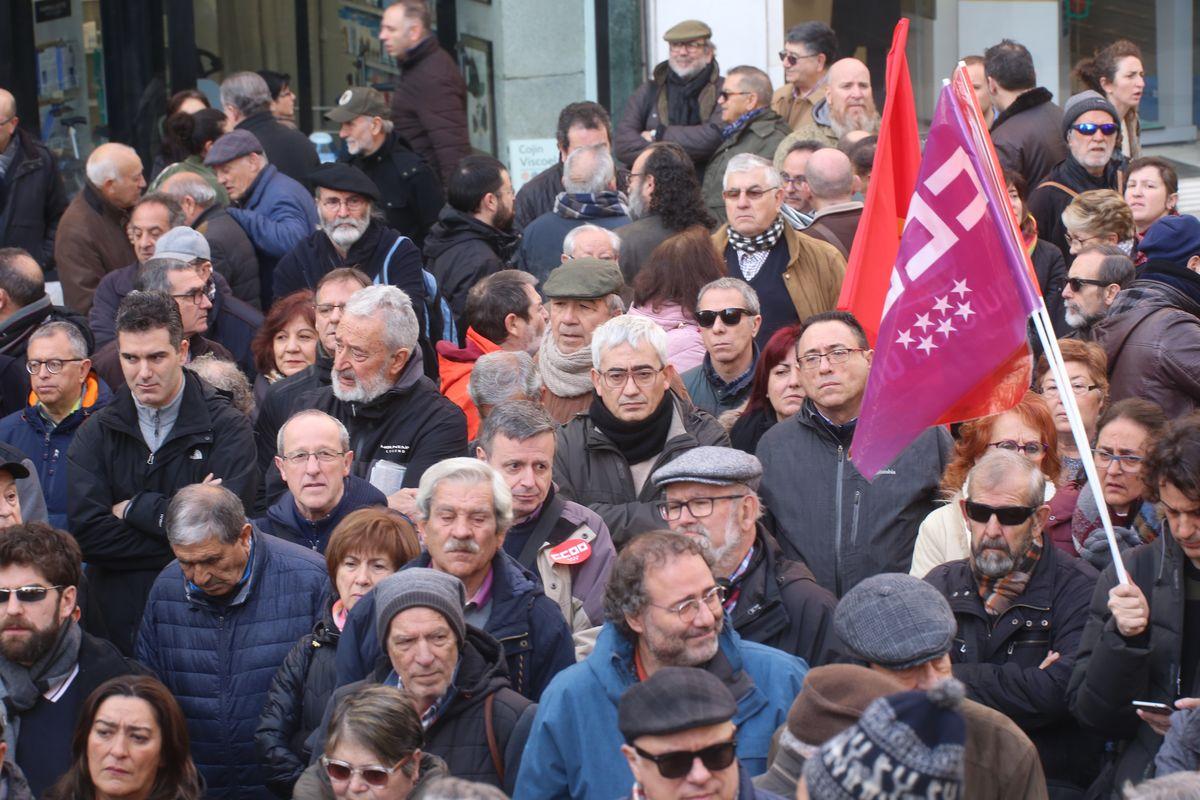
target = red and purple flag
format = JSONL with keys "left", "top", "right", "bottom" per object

{"left": 849, "top": 67, "right": 1042, "bottom": 479}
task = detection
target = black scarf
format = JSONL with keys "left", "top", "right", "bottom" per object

{"left": 665, "top": 66, "right": 711, "bottom": 126}
{"left": 589, "top": 391, "right": 674, "bottom": 464}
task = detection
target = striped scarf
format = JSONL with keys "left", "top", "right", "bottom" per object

{"left": 976, "top": 533, "right": 1043, "bottom": 617}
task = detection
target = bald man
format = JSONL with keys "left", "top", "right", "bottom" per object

{"left": 793, "top": 59, "right": 880, "bottom": 148}
{"left": 0, "top": 88, "right": 68, "bottom": 269}
{"left": 800, "top": 148, "right": 863, "bottom": 258}
{"left": 54, "top": 143, "right": 144, "bottom": 314}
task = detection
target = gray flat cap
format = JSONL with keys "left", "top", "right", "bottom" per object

{"left": 203, "top": 129, "right": 264, "bottom": 167}
{"left": 618, "top": 667, "right": 736, "bottom": 742}
{"left": 834, "top": 573, "right": 956, "bottom": 670}
{"left": 652, "top": 446, "right": 763, "bottom": 490}
{"left": 154, "top": 226, "right": 211, "bottom": 261}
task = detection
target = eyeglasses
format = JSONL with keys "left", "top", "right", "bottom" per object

{"left": 645, "top": 584, "right": 727, "bottom": 623}
{"left": 1071, "top": 122, "right": 1118, "bottom": 137}
{"left": 314, "top": 302, "right": 347, "bottom": 316}
{"left": 718, "top": 90, "right": 752, "bottom": 102}
{"left": 280, "top": 449, "right": 346, "bottom": 466}
{"left": 797, "top": 347, "right": 865, "bottom": 371}
{"left": 0, "top": 585, "right": 63, "bottom": 603}
{"left": 657, "top": 494, "right": 748, "bottom": 520}
{"left": 634, "top": 740, "right": 738, "bottom": 780}
{"left": 1093, "top": 448, "right": 1145, "bottom": 473}
{"left": 1040, "top": 381, "right": 1099, "bottom": 397}
{"left": 1065, "top": 233, "right": 1101, "bottom": 249}
{"left": 26, "top": 358, "right": 84, "bottom": 375}
{"left": 779, "top": 50, "right": 819, "bottom": 66}
{"left": 963, "top": 501, "right": 1038, "bottom": 526}
{"left": 170, "top": 280, "right": 216, "bottom": 306}
{"left": 669, "top": 40, "right": 709, "bottom": 53}
{"left": 695, "top": 308, "right": 752, "bottom": 328}
{"left": 988, "top": 440, "right": 1048, "bottom": 457}
{"left": 780, "top": 173, "right": 806, "bottom": 186}
{"left": 1065, "top": 277, "right": 1110, "bottom": 292}
{"left": 320, "top": 195, "right": 369, "bottom": 212}
{"left": 721, "top": 186, "right": 779, "bottom": 201}
{"left": 600, "top": 366, "right": 664, "bottom": 389}
{"left": 321, "top": 756, "right": 405, "bottom": 787}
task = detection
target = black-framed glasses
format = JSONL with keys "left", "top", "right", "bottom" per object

{"left": 657, "top": 494, "right": 748, "bottom": 521}
{"left": 779, "top": 50, "right": 819, "bottom": 66}
{"left": 600, "top": 366, "right": 664, "bottom": 389}
{"left": 26, "top": 358, "right": 84, "bottom": 375}
{"left": 1071, "top": 122, "right": 1118, "bottom": 137}
{"left": 280, "top": 449, "right": 346, "bottom": 466}
{"left": 695, "top": 308, "right": 752, "bottom": 328}
{"left": 634, "top": 740, "right": 738, "bottom": 779}
{"left": 645, "top": 584, "right": 726, "bottom": 623}
{"left": 988, "top": 440, "right": 1048, "bottom": 457}
{"left": 669, "top": 39, "right": 709, "bottom": 53}
{"left": 721, "top": 186, "right": 779, "bottom": 201}
{"left": 0, "top": 585, "right": 63, "bottom": 603}
{"left": 171, "top": 280, "right": 216, "bottom": 306}
{"left": 963, "top": 501, "right": 1038, "bottom": 526}
{"left": 1093, "top": 448, "right": 1145, "bottom": 473}
{"left": 314, "top": 302, "right": 347, "bottom": 316}
{"left": 797, "top": 347, "right": 865, "bottom": 371}
{"left": 718, "top": 90, "right": 752, "bottom": 102}
{"left": 1040, "top": 381, "right": 1099, "bottom": 397}
{"left": 320, "top": 756, "right": 405, "bottom": 786}
{"left": 1065, "top": 277, "right": 1110, "bottom": 292}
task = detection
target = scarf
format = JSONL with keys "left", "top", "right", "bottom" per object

{"left": 1071, "top": 484, "right": 1161, "bottom": 554}
{"left": 665, "top": 65, "right": 712, "bottom": 126}
{"left": 537, "top": 330, "right": 594, "bottom": 398}
{"left": 722, "top": 107, "right": 766, "bottom": 140}
{"left": 589, "top": 390, "right": 674, "bottom": 464}
{"left": 975, "top": 534, "right": 1043, "bottom": 617}
{"left": 553, "top": 191, "right": 629, "bottom": 220}
{"left": 728, "top": 216, "right": 784, "bottom": 255}
{"left": 0, "top": 618, "right": 83, "bottom": 751}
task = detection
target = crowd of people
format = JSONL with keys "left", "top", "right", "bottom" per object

{"left": 0, "top": 1, "right": 1199, "bottom": 798}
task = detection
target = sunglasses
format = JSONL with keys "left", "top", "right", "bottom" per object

{"left": 778, "top": 51, "right": 819, "bottom": 66}
{"left": 634, "top": 740, "right": 737, "bottom": 779}
{"left": 695, "top": 308, "right": 752, "bottom": 328}
{"left": 0, "top": 585, "right": 63, "bottom": 603}
{"left": 1071, "top": 122, "right": 1118, "bottom": 137}
{"left": 321, "top": 756, "right": 403, "bottom": 786}
{"left": 963, "top": 501, "right": 1038, "bottom": 526}
{"left": 1065, "top": 277, "right": 1110, "bottom": 292}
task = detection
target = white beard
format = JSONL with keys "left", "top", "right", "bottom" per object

{"left": 331, "top": 366, "right": 392, "bottom": 403}
{"left": 323, "top": 215, "right": 369, "bottom": 250}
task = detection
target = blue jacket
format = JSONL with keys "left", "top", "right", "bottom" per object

{"left": 335, "top": 549, "right": 575, "bottom": 701}
{"left": 0, "top": 372, "right": 110, "bottom": 529}
{"left": 512, "top": 623, "right": 808, "bottom": 800}
{"left": 135, "top": 530, "right": 329, "bottom": 800}
{"left": 226, "top": 164, "right": 318, "bottom": 303}
{"left": 254, "top": 475, "right": 387, "bottom": 552}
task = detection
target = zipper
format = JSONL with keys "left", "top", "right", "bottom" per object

{"left": 834, "top": 445, "right": 844, "bottom": 597}
{"left": 849, "top": 490, "right": 862, "bottom": 545}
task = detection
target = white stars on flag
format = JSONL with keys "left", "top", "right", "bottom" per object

{"left": 900, "top": 277, "right": 974, "bottom": 358}
{"left": 952, "top": 279, "right": 971, "bottom": 297}
{"left": 913, "top": 313, "right": 933, "bottom": 332}
{"left": 896, "top": 329, "right": 915, "bottom": 349}
{"left": 916, "top": 336, "right": 937, "bottom": 355}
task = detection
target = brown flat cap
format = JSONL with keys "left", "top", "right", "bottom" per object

{"left": 663, "top": 20, "right": 711, "bottom": 43}
{"left": 787, "top": 664, "right": 904, "bottom": 745}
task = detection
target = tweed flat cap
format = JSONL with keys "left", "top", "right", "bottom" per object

{"left": 1062, "top": 90, "right": 1119, "bottom": 138}
{"left": 310, "top": 163, "right": 381, "bottom": 202}
{"left": 834, "top": 573, "right": 956, "bottom": 670}
{"left": 652, "top": 446, "right": 763, "bottom": 490}
{"left": 618, "top": 667, "right": 737, "bottom": 742}
{"left": 325, "top": 86, "right": 392, "bottom": 123}
{"left": 542, "top": 259, "right": 624, "bottom": 299}
{"left": 154, "top": 227, "right": 211, "bottom": 262}
{"left": 663, "top": 20, "right": 712, "bottom": 42}
{"left": 375, "top": 568, "right": 467, "bottom": 648}
{"left": 203, "top": 130, "right": 264, "bottom": 167}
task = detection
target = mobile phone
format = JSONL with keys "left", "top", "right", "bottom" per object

{"left": 1132, "top": 701, "right": 1175, "bottom": 715}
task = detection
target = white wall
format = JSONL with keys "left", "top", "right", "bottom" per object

{"left": 647, "top": 0, "right": 786, "bottom": 90}
{"left": 957, "top": 1, "right": 1064, "bottom": 102}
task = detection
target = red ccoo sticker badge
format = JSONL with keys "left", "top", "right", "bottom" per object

{"left": 548, "top": 538, "right": 592, "bottom": 565}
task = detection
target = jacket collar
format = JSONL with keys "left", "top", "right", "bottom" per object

{"left": 81, "top": 181, "right": 129, "bottom": 225}
{"left": 242, "top": 164, "right": 279, "bottom": 209}
{"left": 105, "top": 369, "right": 215, "bottom": 441}
{"left": 991, "top": 86, "right": 1055, "bottom": 130}
{"left": 185, "top": 529, "right": 265, "bottom": 610}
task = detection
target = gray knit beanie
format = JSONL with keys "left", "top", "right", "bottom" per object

{"left": 374, "top": 568, "right": 467, "bottom": 649}
{"left": 1061, "top": 90, "right": 1119, "bottom": 139}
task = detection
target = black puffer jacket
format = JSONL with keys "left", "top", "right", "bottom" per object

{"left": 256, "top": 602, "right": 341, "bottom": 797}
{"left": 422, "top": 207, "right": 518, "bottom": 331}
{"left": 0, "top": 127, "right": 68, "bottom": 267}
{"left": 343, "top": 131, "right": 443, "bottom": 248}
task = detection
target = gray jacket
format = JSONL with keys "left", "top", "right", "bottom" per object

{"left": 756, "top": 400, "right": 951, "bottom": 597}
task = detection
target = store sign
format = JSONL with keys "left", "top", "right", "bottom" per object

{"left": 35, "top": 0, "right": 71, "bottom": 22}
{"left": 508, "top": 138, "right": 558, "bottom": 192}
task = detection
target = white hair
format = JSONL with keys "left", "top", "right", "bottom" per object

{"left": 468, "top": 351, "right": 541, "bottom": 409}
{"left": 562, "top": 224, "right": 622, "bottom": 258}
{"left": 590, "top": 314, "right": 669, "bottom": 370}
{"left": 161, "top": 172, "right": 218, "bottom": 208}
{"left": 343, "top": 285, "right": 419, "bottom": 353}
{"left": 277, "top": 409, "right": 351, "bottom": 455}
{"left": 29, "top": 320, "right": 89, "bottom": 360}
{"left": 414, "top": 457, "right": 514, "bottom": 532}
{"left": 220, "top": 72, "right": 272, "bottom": 116}
{"left": 85, "top": 143, "right": 138, "bottom": 186}
{"left": 723, "top": 152, "right": 781, "bottom": 191}
{"left": 165, "top": 484, "right": 246, "bottom": 547}
{"left": 697, "top": 277, "right": 761, "bottom": 315}
{"left": 563, "top": 145, "right": 615, "bottom": 195}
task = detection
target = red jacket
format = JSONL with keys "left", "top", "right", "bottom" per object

{"left": 437, "top": 327, "right": 500, "bottom": 439}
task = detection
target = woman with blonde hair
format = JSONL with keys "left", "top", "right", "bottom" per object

{"left": 1061, "top": 189, "right": 1137, "bottom": 258}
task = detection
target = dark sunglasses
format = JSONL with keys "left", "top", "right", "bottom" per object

{"left": 0, "top": 585, "right": 62, "bottom": 603}
{"left": 695, "top": 308, "right": 752, "bottom": 328}
{"left": 963, "top": 501, "right": 1038, "bottom": 526}
{"left": 1066, "top": 277, "right": 1110, "bottom": 292}
{"left": 1071, "top": 122, "right": 1118, "bottom": 137}
{"left": 634, "top": 740, "right": 737, "bottom": 779}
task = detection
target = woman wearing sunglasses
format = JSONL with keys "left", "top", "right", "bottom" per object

{"left": 727, "top": 324, "right": 804, "bottom": 454}
{"left": 909, "top": 392, "right": 1061, "bottom": 578}
{"left": 295, "top": 686, "right": 446, "bottom": 800}
{"left": 1061, "top": 189, "right": 1137, "bottom": 258}
{"left": 44, "top": 675, "right": 202, "bottom": 800}
{"left": 1074, "top": 40, "right": 1145, "bottom": 161}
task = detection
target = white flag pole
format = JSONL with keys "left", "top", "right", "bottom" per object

{"left": 1029, "top": 307, "right": 1130, "bottom": 584}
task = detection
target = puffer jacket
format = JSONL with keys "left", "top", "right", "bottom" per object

{"left": 1093, "top": 259, "right": 1200, "bottom": 419}
{"left": 342, "top": 130, "right": 443, "bottom": 248}
{"left": 422, "top": 207, "right": 519, "bottom": 330}
{"left": 0, "top": 126, "right": 68, "bottom": 267}
{"left": 702, "top": 110, "right": 793, "bottom": 223}
{"left": 924, "top": 537, "right": 1103, "bottom": 793}
{"left": 513, "top": 622, "right": 808, "bottom": 800}
{"left": 256, "top": 601, "right": 341, "bottom": 797}
{"left": 554, "top": 392, "right": 730, "bottom": 547}
{"left": 990, "top": 87, "right": 1068, "bottom": 188}
{"left": 436, "top": 326, "right": 501, "bottom": 441}
{"left": 627, "top": 301, "right": 706, "bottom": 373}
{"left": 226, "top": 164, "right": 319, "bottom": 303}
{"left": 614, "top": 59, "right": 724, "bottom": 170}
{"left": 1068, "top": 532, "right": 1191, "bottom": 796}
{"left": 53, "top": 182, "right": 135, "bottom": 314}
{"left": 254, "top": 475, "right": 387, "bottom": 552}
{"left": 135, "top": 531, "right": 328, "bottom": 800}
{"left": 335, "top": 549, "right": 575, "bottom": 702}
{"left": 389, "top": 36, "right": 471, "bottom": 186}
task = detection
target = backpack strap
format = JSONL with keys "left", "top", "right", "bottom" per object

{"left": 1035, "top": 180, "right": 1080, "bottom": 199}
{"left": 485, "top": 692, "right": 505, "bottom": 784}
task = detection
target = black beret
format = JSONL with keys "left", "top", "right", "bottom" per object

{"left": 618, "top": 667, "right": 737, "bottom": 742}
{"left": 309, "top": 163, "right": 381, "bottom": 202}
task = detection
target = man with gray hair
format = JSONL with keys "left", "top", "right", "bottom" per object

{"left": 683, "top": 277, "right": 762, "bottom": 415}
{"left": 220, "top": 70, "right": 318, "bottom": 187}
{"left": 553, "top": 314, "right": 728, "bottom": 546}
{"left": 515, "top": 146, "right": 630, "bottom": 284}
{"left": 713, "top": 153, "right": 845, "bottom": 344}
{"left": 54, "top": 142, "right": 143, "bottom": 313}
{"left": 562, "top": 223, "right": 621, "bottom": 262}
{"left": 137, "top": 483, "right": 327, "bottom": 800}
{"left": 1062, "top": 244, "right": 1134, "bottom": 339}
{"left": 467, "top": 351, "right": 541, "bottom": 425}
{"left": 702, "top": 66, "right": 792, "bottom": 223}
{"left": 799, "top": 147, "right": 863, "bottom": 259}
{"left": 923, "top": 448, "right": 1100, "bottom": 795}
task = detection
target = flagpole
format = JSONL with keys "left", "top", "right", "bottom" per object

{"left": 1029, "top": 308, "right": 1130, "bottom": 585}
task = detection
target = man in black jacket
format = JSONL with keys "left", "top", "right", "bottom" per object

{"left": 221, "top": 72, "right": 319, "bottom": 188}
{"left": 66, "top": 291, "right": 257, "bottom": 655}
{"left": 984, "top": 39, "right": 1068, "bottom": 188}
{"left": 653, "top": 446, "right": 838, "bottom": 668}
{"left": 924, "top": 450, "right": 1100, "bottom": 795}
{"left": 0, "top": 90, "right": 68, "bottom": 269}
{"left": 330, "top": 87, "right": 442, "bottom": 248}
{"left": 0, "top": 523, "right": 142, "bottom": 797}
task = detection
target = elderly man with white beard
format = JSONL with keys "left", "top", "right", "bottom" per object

{"left": 791, "top": 58, "right": 880, "bottom": 148}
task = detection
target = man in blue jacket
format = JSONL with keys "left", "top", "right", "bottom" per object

{"left": 513, "top": 530, "right": 808, "bottom": 800}
{"left": 137, "top": 483, "right": 328, "bottom": 800}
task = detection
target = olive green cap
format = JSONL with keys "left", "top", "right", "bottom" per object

{"left": 325, "top": 86, "right": 392, "bottom": 123}
{"left": 663, "top": 20, "right": 712, "bottom": 43}
{"left": 542, "top": 259, "right": 624, "bottom": 299}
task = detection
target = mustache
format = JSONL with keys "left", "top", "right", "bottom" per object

{"left": 443, "top": 539, "right": 481, "bottom": 554}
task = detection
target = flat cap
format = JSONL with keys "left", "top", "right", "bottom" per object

{"left": 203, "top": 130, "right": 264, "bottom": 167}
{"left": 154, "top": 226, "right": 211, "bottom": 262}
{"left": 618, "top": 667, "right": 737, "bottom": 742}
{"left": 1062, "top": 90, "right": 1119, "bottom": 139}
{"left": 1139, "top": 215, "right": 1200, "bottom": 266}
{"left": 787, "top": 665, "right": 903, "bottom": 745}
{"left": 326, "top": 86, "right": 392, "bottom": 123}
{"left": 834, "top": 573, "right": 956, "bottom": 670}
{"left": 542, "top": 259, "right": 624, "bottom": 299}
{"left": 663, "top": 20, "right": 712, "bottom": 42}
{"left": 309, "top": 163, "right": 381, "bottom": 202}
{"left": 652, "top": 446, "right": 763, "bottom": 490}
